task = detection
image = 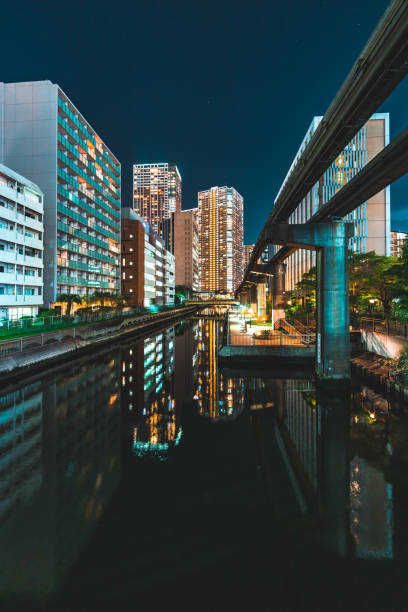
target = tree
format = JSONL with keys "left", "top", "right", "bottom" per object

{"left": 56, "top": 293, "right": 82, "bottom": 316}
{"left": 389, "top": 237, "right": 408, "bottom": 320}
{"left": 349, "top": 251, "right": 401, "bottom": 321}
{"left": 92, "top": 291, "right": 111, "bottom": 308}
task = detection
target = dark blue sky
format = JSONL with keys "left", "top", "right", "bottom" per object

{"left": 2, "top": 0, "right": 407, "bottom": 241}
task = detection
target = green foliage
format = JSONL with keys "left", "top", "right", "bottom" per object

{"left": 284, "top": 267, "right": 316, "bottom": 323}
{"left": 398, "top": 345, "right": 408, "bottom": 381}
{"left": 349, "top": 251, "right": 402, "bottom": 320}
{"left": 56, "top": 293, "right": 82, "bottom": 315}
{"left": 286, "top": 248, "right": 408, "bottom": 326}
{"left": 38, "top": 309, "right": 55, "bottom": 317}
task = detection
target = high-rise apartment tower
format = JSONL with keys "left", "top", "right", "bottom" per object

{"left": 0, "top": 80, "right": 121, "bottom": 307}
{"left": 197, "top": 186, "right": 243, "bottom": 294}
{"left": 133, "top": 163, "right": 181, "bottom": 234}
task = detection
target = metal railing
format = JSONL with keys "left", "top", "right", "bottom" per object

{"left": 0, "top": 305, "right": 196, "bottom": 357}
{"left": 228, "top": 332, "right": 316, "bottom": 347}
{"left": 360, "top": 317, "right": 408, "bottom": 339}
{"left": 277, "top": 318, "right": 301, "bottom": 336}
{"left": 0, "top": 305, "right": 187, "bottom": 339}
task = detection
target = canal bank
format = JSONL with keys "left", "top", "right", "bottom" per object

{"left": 0, "top": 305, "right": 199, "bottom": 384}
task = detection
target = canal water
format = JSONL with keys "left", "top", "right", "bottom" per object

{"left": 0, "top": 314, "right": 408, "bottom": 611}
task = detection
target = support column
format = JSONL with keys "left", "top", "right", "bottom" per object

{"left": 239, "top": 291, "right": 248, "bottom": 306}
{"left": 272, "top": 262, "right": 286, "bottom": 328}
{"left": 250, "top": 286, "right": 257, "bottom": 317}
{"left": 256, "top": 283, "right": 266, "bottom": 318}
{"left": 316, "top": 221, "right": 350, "bottom": 381}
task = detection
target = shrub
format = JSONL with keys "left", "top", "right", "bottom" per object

{"left": 397, "top": 345, "right": 408, "bottom": 382}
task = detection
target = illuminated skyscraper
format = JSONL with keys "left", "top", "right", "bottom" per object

{"left": 243, "top": 244, "right": 255, "bottom": 274}
{"left": 276, "top": 114, "right": 391, "bottom": 291}
{"left": 197, "top": 186, "right": 243, "bottom": 294}
{"left": 133, "top": 163, "right": 181, "bottom": 234}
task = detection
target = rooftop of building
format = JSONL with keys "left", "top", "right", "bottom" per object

{"left": 0, "top": 80, "right": 120, "bottom": 167}
{"left": 0, "top": 162, "right": 43, "bottom": 196}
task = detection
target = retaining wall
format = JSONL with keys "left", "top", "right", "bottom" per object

{"left": 361, "top": 330, "right": 408, "bottom": 360}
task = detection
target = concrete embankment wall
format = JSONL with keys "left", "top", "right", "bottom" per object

{"left": 0, "top": 306, "right": 198, "bottom": 383}
{"left": 361, "top": 330, "right": 408, "bottom": 360}
{"left": 218, "top": 345, "right": 315, "bottom": 366}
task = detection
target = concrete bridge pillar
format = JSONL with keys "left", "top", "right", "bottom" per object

{"left": 256, "top": 283, "right": 267, "bottom": 318}
{"left": 316, "top": 221, "right": 351, "bottom": 381}
{"left": 239, "top": 292, "right": 248, "bottom": 305}
{"left": 250, "top": 286, "right": 258, "bottom": 317}
{"left": 272, "top": 262, "right": 286, "bottom": 328}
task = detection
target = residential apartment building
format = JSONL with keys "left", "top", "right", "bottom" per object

{"left": 277, "top": 114, "right": 391, "bottom": 291}
{"left": 173, "top": 209, "right": 199, "bottom": 293}
{"left": 121, "top": 208, "right": 175, "bottom": 308}
{"left": 243, "top": 244, "right": 255, "bottom": 275}
{"left": 197, "top": 186, "right": 243, "bottom": 294}
{"left": 0, "top": 80, "right": 121, "bottom": 307}
{"left": 390, "top": 230, "right": 407, "bottom": 258}
{"left": 0, "top": 164, "right": 44, "bottom": 319}
{"left": 133, "top": 163, "right": 181, "bottom": 234}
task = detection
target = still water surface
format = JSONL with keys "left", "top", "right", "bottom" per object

{"left": 0, "top": 316, "right": 408, "bottom": 611}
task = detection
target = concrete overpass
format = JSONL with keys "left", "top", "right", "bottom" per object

{"left": 236, "top": 0, "right": 408, "bottom": 382}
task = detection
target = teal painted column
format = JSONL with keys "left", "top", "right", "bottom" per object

{"left": 315, "top": 221, "right": 351, "bottom": 381}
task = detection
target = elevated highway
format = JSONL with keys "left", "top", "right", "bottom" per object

{"left": 236, "top": 0, "right": 408, "bottom": 381}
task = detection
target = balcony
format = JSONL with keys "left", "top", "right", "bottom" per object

{"left": 0, "top": 272, "right": 17, "bottom": 284}
{"left": 0, "top": 185, "right": 43, "bottom": 215}
{"left": 1, "top": 229, "right": 43, "bottom": 251}
{"left": 0, "top": 294, "right": 43, "bottom": 307}
{"left": 0, "top": 205, "right": 43, "bottom": 232}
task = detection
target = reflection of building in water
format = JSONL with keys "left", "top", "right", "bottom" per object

{"left": 121, "top": 328, "right": 181, "bottom": 460}
{"left": 0, "top": 383, "right": 43, "bottom": 522}
{"left": 350, "top": 387, "right": 393, "bottom": 559}
{"left": 272, "top": 379, "right": 350, "bottom": 556}
{"left": 175, "top": 320, "right": 199, "bottom": 406}
{"left": 350, "top": 457, "right": 393, "bottom": 559}
{"left": 195, "top": 317, "right": 245, "bottom": 421}
{"left": 0, "top": 352, "right": 121, "bottom": 600}
{"left": 272, "top": 379, "right": 318, "bottom": 494}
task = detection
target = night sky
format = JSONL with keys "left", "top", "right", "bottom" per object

{"left": 2, "top": 0, "right": 407, "bottom": 241}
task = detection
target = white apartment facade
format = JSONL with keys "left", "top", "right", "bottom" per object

{"left": 143, "top": 221, "right": 175, "bottom": 307}
{"left": 0, "top": 163, "right": 44, "bottom": 319}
